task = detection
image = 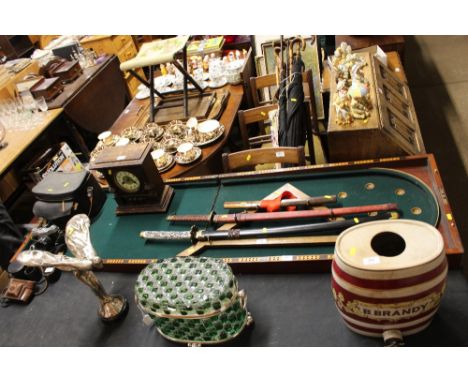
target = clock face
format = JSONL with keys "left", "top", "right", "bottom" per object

{"left": 114, "top": 170, "right": 141, "bottom": 193}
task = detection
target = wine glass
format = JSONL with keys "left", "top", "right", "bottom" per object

{"left": 36, "top": 96, "right": 48, "bottom": 112}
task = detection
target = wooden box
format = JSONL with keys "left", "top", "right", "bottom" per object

{"left": 15, "top": 76, "right": 44, "bottom": 94}
{"left": 31, "top": 77, "right": 63, "bottom": 101}
{"left": 327, "top": 52, "right": 425, "bottom": 161}
{"left": 52, "top": 60, "right": 82, "bottom": 83}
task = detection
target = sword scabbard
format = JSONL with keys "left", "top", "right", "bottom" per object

{"left": 223, "top": 201, "right": 260, "bottom": 210}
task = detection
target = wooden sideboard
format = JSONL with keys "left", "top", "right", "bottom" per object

{"left": 0, "top": 109, "right": 64, "bottom": 202}
{"left": 79, "top": 35, "right": 145, "bottom": 98}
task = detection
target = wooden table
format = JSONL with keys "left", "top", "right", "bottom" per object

{"left": 0, "top": 109, "right": 63, "bottom": 177}
{"left": 0, "top": 109, "right": 63, "bottom": 201}
{"left": 108, "top": 84, "right": 244, "bottom": 179}
{"left": 47, "top": 55, "right": 127, "bottom": 137}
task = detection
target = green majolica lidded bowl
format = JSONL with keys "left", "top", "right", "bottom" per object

{"left": 135, "top": 257, "right": 253, "bottom": 346}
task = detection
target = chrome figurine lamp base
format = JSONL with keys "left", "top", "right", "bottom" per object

{"left": 17, "top": 214, "right": 128, "bottom": 322}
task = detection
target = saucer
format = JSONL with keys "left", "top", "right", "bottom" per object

{"left": 175, "top": 145, "right": 202, "bottom": 165}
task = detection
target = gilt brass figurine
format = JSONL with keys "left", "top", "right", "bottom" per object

{"left": 17, "top": 214, "right": 128, "bottom": 322}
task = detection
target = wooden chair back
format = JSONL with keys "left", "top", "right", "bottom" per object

{"left": 237, "top": 104, "right": 278, "bottom": 149}
{"left": 250, "top": 73, "right": 277, "bottom": 107}
{"left": 222, "top": 146, "right": 306, "bottom": 173}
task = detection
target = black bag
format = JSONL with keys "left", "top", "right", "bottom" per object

{"left": 32, "top": 171, "right": 105, "bottom": 228}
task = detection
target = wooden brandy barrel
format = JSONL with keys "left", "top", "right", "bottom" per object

{"left": 332, "top": 219, "right": 447, "bottom": 343}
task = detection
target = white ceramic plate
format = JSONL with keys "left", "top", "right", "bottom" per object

{"left": 135, "top": 88, "right": 150, "bottom": 100}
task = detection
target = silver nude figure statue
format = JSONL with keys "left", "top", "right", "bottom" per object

{"left": 17, "top": 214, "right": 128, "bottom": 321}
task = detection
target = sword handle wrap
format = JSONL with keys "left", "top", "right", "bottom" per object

{"left": 140, "top": 231, "right": 192, "bottom": 241}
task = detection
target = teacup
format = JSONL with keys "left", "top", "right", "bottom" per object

{"left": 163, "top": 138, "right": 182, "bottom": 154}
{"left": 103, "top": 134, "right": 119, "bottom": 146}
{"left": 177, "top": 142, "right": 196, "bottom": 161}
{"left": 151, "top": 149, "right": 171, "bottom": 168}
{"left": 98, "top": 131, "right": 112, "bottom": 141}
{"left": 115, "top": 137, "right": 130, "bottom": 147}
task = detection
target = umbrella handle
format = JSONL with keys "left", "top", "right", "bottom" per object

{"left": 292, "top": 37, "right": 305, "bottom": 56}
{"left": 288, "top": 41, "right": 294, "bottom": 78}
{"left": 274, "top": 47, "right": 282, "bottom": 88}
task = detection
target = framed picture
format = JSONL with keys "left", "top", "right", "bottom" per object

{"left": 261, "top": 35, "right": 325, "bottom": 120}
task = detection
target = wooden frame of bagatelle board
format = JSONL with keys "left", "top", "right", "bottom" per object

{"left": 95, "top": 154, "right": 463, "bottom": 273}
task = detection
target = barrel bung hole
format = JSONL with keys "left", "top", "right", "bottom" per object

{"left": 370, "top": 231, "right": 406, "bottom": 257}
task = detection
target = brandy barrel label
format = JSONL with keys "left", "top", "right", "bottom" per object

{"left": 333, "top": 288, "right": 444, "bottom": 322}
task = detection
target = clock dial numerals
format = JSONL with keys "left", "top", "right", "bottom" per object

{"left": 114, "top": 171, "right": 141, "bottom": 193}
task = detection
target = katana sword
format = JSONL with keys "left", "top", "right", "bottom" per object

{"left": 141, "top": 212, "right": 396, "bottom": 243}
{"left": 166, "top": 203, "right": 398, "bottom": 224}
{"left": 223, "top": 195, "right": 338, "bottom": 210}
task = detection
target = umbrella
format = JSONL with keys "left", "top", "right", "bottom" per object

{"left": 279, "top": 37, "right": 307, "bottom": 148}
{"left": 275, "top": 39, "right": 288, "bottom": 147}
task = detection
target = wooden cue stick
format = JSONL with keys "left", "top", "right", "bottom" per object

{"left": 176, "top": 235, "right": 338, "bottom": 257}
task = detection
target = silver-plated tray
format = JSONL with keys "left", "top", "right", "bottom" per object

{"left": 191, "top": 124, "right": 225, "bottom": 147}
{"left": 175, "top": 147, "right": 202, "bottom": 165}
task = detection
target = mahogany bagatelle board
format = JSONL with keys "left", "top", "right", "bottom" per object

{"left": 83, "top": 154, "right": 463, "bottom": 273}
{"left": 13, "top": 154, "right": 462, "bottom": 273}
